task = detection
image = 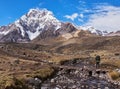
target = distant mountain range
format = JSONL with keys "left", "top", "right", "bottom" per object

{"left": 0, "top": 8, "right": 119, "bottom": 43}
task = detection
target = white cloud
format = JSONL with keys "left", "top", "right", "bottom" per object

{"left": 78, "top": 14, "right": 84, "bottom": 22}
{"left": 8, "top": 17, "right": 12, "bottom": 19}
{"left": 79, "top": 14, "right": 84, "bottom": 18}
{"left": 84, "top": 5, "right": 120, "bottom": 32}
{"left": 38, "top": 2, "right": 44, "bottom": 6}
{"left": 64, "top": 13, "right": 78, "bottom": 21}
{"left": 78, "top": 18, "right": 83, "bottom": 22}
{"left": 78, "top": 0, "right": 86, "bottom": 4}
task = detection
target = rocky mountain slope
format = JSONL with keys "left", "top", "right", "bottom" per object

{"left": 106, "top": 31, "right": 120, "bottom": 36}
{"left": 0, "top": 8, "right": 119, "bottom": 43}
{"left": 0, "top": 8, "right": 61, "bottom": 42}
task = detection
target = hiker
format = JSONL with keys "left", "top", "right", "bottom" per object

{"left": 95, "top": 55, "right": 101, "bottom": 68}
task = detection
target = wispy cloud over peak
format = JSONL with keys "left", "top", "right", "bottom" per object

{"left": 79, "top": 14, "right": 84, "bottom": 18}
{"left": 64, "top": 13, "right": 78, "bottom": 21}
{"left": 84, "top": 5, "right": 120, "bottom": 32}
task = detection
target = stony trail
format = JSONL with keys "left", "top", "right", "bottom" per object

{"left": 40, "top": 58, "right": 120, "bottom": 89}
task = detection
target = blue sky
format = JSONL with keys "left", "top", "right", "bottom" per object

{"left": 0, "top": 0, "right": 120, "bottom": 32}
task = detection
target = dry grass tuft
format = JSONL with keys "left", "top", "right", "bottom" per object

{"left": 27, "top": 66, "right": 54, "bottom": 80}
{"left": 109, "top": 71, "right": 120, "bottom": 80}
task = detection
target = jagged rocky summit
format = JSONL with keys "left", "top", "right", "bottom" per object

{"left": 0, "top": 8, "right": 118, "bottom": 43}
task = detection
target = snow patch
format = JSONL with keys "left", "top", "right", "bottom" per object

{"left": 26, "top": 30, "right": 41, "bottom": 40}
{"left": 77, "top": 26, "right": 108, "bottom": 36}
{"left": 0, "top": 30, "right": 11, "bottom": 35}
{"left": 15, "top": 20, "right": 25, "bottom": 37}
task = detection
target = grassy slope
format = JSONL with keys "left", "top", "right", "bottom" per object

{"left": 0, "top": 36, "right": 120, "bottom": 88}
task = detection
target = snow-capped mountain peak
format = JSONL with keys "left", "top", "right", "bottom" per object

{"left": 14, "top": 8, "right": 61, "bottom": 40}
{"left": 0, "top": 8, "right": 119, "bottom": 43}
{"left": 77, "top": 26, "right": 108, "bottom": 36}
{"left": 27, "top": 8, "right": 53, "bottom": 18}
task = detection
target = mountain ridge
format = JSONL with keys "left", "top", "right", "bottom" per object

{"left": 0, "top": 8, "right": 119, "bottom": 43}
